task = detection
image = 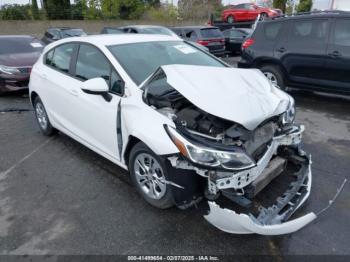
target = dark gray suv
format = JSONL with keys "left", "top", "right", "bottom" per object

{"left": 238, "top": 11, "right": 350, "bottom": 94}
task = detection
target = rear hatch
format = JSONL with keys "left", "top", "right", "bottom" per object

{"left": 198, "top": 28, "right": 225, "bottom": 52}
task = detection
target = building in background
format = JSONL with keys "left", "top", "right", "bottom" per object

{"left": 313, "top": 0, "right": 350, "bottom": 11}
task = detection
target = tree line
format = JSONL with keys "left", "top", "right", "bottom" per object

{"left": 0, "top": 0, "right": 312, "bottom": 21}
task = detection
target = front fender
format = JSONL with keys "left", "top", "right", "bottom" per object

{"left": 121, "top": 97, "right": 179, "bottom": 157}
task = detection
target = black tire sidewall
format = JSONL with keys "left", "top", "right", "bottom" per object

{"left": 33, "top": 96, "right": 56, "bottom": 136}
{"left": 128, "top": 142, "right": 174, "bottom": 209}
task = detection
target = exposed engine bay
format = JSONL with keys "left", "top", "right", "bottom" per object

{"left": 142, "top": 67, "right": 318, "bottom": 235}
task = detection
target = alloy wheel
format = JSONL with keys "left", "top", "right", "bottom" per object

{"left": 134, "top": 153, "right": 167, "bottom": 200}
{"left": 264, "top": 71, "right": 279, "bottom": 87}
{"left": 35, "top": 102, "right": 48, "bottom": 130}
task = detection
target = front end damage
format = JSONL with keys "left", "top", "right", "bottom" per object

{"left": 167, "top": 125, "right": 316, "bottom": 235}
{"left": 142, "top": 65, "right": 317, "bottom": 235}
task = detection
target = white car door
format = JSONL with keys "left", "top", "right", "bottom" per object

{"left": 38, "top": 43, "right": 81, "bottom": 134}
{"left": 65, "top": 43, "right": 125, "bottom": 161}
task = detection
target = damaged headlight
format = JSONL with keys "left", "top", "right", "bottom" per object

{"left": 165, "top": 126, "right": 255, "bottom": 170}
{"left": 282, "top": 97, "right": 296, "bottom": 125}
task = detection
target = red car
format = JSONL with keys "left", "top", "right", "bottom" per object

{"left": 222, "top": 3, "right": 282, "bottom": 23}
{"left": 0, "top": 35, "right": 44, "bottom": 94}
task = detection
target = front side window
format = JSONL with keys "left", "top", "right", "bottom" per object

{"left": 50, "top": 43, "right": 75, "bottom": 73}
{"left": 75, "top": 44, "right": 124, "bottom": 95}
{"left": 75, "top": 44, "right": 111, "bottom": 81}
{"left": 290, "top": 19, "right": 329, "bottom": 43}
{"left": 108, "top": 41, "right": 226, "bottom": 85}
{"left": 333, "top": 19, "right": 350, "bottom": 46}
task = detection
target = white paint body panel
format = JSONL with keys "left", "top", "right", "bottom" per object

{"left": 162, "top": 64, "right": 290, "bottom": 130}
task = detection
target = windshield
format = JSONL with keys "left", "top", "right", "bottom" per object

{"left": 140, "top": 27, "right": 174, "bottom": 36}
{"left": 0, "top": 37, "right": 44, "bottom": 55}
{"left": 200, "top": 28, "right": 223, "bottom": 38}
{"left": 62, "top": 29, "right": 86, "bottom": 38}
{"left": 108, "top": 41, "right": 226, "bottom": 85}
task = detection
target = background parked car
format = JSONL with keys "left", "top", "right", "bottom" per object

{"left": 117, "top": 25, "right": 178, "bottom": 37}
{"left": 238, "top": 11, "right": 350, "bottom": 94}
{"left": 222, "top": 3, "right": 282, "bottom": 23}
{"left": 42, "top": 27, "right": 87, "bottom": 45}
{"left": 171, "top": 26, "right": 226, "bottom": 56}
{"left": 0, "top": 35, "right": 44, "bottom": 94}
{"left": 222, "top": 28, "right": 253, "bottom": 55}
{"left": 100, "top": 27, "right": 125, "bottom": 34}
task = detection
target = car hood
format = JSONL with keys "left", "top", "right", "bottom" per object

{"left": 161, "top": 64, "right": 290, "bottom": 130}
{"left": 0, "top": 52, "right": 41, "bottom": 67}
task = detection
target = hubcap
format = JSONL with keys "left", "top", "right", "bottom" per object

{"left": 36, "top": 103, "right": 48, "bottom": 130}
{"left": 264, "top": 71, "right": 279, "bottom": 87}
{"left": 134, "top": 153, "right": 167, "bottom": 200}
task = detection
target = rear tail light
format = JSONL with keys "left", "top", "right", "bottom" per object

{"left": 242, "top": 38, "right": 255, "bottom": 49}
{"left": 197, "top": 40, "right": 209, "bottom": 46}
{"left": 219, "top": 39, "right": 225, "bottom": 43}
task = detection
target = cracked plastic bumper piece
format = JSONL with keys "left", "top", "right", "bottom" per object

{"left": 204, "top": 160, "right": 316, "bottom": 235}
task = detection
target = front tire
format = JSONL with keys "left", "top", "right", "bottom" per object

{"left": 33, "top": 96, "right": 57, "bottom": 136}
{"left": 260, "top": 64, "right": 286, "bottom": 90}
{"left": 227, "top": 15, "right": 235, "bottom": 23}
{"left": 128, "top": 142, "right": 174, "bottom": 209}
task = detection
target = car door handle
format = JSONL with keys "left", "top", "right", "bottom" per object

{"left": 69, "top": 89, "right": 78, "bottom": 96}
{"left": 277, "top": 47, "right": 286, "bottom": 53}
{"left": 328, "top": 51, "right": 342, "bottom": 58}
{"left": 41, "top": 73, "right": 47, "bottom": 79}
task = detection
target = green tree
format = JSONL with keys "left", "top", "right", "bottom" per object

{"left": 0, "top": 4, "right": 31, "bottom": 20}
{"left": 178, "top": 0, "right": 223, "bottom": 20}
{"left": 101, "top": 0, "right": 119, "bottom": 19}
{"left": 273, "top": 0, "right": 287, "bottom": 13}
{"left": 71, "top": 0, "right": 86, "bottom": 19}
{"left": 118, "top": 0, "right": 144, "bottom": 20}
{"left": 297, "top": 0, "right": 313, "bottom": 13}
{"left": 43, "top": 0, "right": 71, "bottom": 19}
{"left": 31, "top": 0, "right": 40, "bottom": 19}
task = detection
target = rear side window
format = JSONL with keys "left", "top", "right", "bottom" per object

{"left": 50, "top": 43, "right": 75, "bottom": 73}
{"left": 200, "top": 28, "right": 223, "bottom": 38}
{"left": 289, "top": 19, "right": 329, "bottom": 43}
{"left": 264, "top": 22, "right": 283, "bottom": 40}
{"left": 333, "top": 19, "right": 350, "bottom": 46}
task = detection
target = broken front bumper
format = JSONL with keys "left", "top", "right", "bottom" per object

{"left": 204, "top": 125, "right": 317, "bottom": 235}
{"left": 204, "top": 160, "right": 316, "bottom": 235}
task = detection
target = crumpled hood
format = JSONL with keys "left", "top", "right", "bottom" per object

{"left": 161, "top": 64, "right": 290, "bottom": 130}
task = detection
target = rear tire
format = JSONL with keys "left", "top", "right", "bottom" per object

{"left": 260, "top": 13, "right": 268, "bottom": 20}
{"left": 128, "top": 142, "right": 174, "bottom": 209}
{"left": 33, "top": 96, "right": 57, "bottom": 136}
{"left": 259, "top": 64, "right": 286, "bottom": 90}
{"left": 227, "top": 15, "right": 235, "bottom": 23}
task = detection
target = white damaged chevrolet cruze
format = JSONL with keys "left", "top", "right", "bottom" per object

{"left": 29, "top": 34, "right": 316, "bottom": 235}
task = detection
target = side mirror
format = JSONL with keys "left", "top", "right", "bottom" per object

{"left": 81, "top": 77, "right": 112, "bottom": 102}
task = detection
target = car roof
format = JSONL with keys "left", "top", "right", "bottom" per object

{"left": 172, "top": 26, "right": 219, "bottom": 30}
{"left": 48, "top": 27, "right": 83, "bottom": 31}
{"left": 47, "top": 34, "right": 181, "bottom": 48}
{"left": 123, "top": 25, "right": 169, "bottom": 29}
{"left": 267, "top": 11, "right": 350, "bottom": 22}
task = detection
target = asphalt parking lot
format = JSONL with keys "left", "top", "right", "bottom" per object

{"left": 0, "top": 57, "right": 350, "bottom": 256}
